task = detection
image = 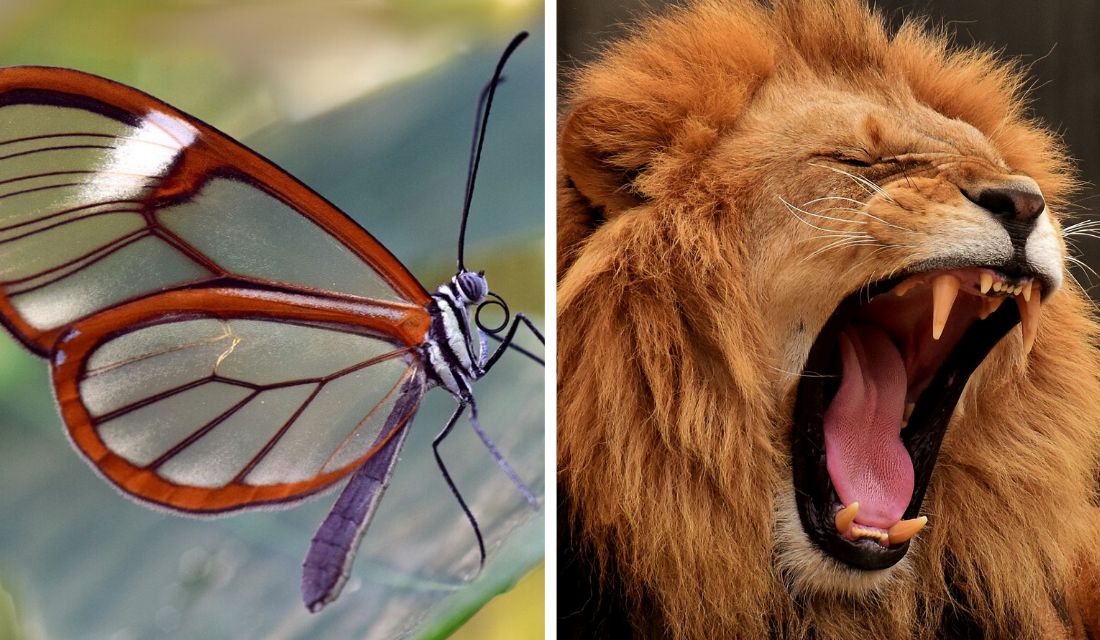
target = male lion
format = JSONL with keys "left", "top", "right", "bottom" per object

{"left": 557, "top": 1, "right": 1100, "bottom": 638}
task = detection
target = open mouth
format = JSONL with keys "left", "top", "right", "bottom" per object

{"left": 792, "top": 265, "right": 1045, "bottom": 570}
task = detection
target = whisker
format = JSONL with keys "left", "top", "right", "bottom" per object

{"left": 1066, "top": 255, "right": 1100, "bottom": 282}
{"left": 1063, "top": 266, "right": 1100, "bottom": 313}
{"left": 796, "top": 194, "right": 914, "bottom": 233}
{"left": 802, "top": 196, "right": 867, "bottom": 207}
{"left": 802, "top": 238, "right": 881, "bottom": 262}
{"left": 1062, "top": 219, "right": 1100, "bottom": 234}
{"left": 796, "top": 233, "right": 875, "bottom": 244}
{"left": 778, "top": 196, "right": 856, "bottom": 233}
{"left": 796, "top": 210, "right": 867, "bottom": 225}
{"left": 817, "top": 207, "right": 913, "bottom": 232}
{"left": 1062, "top": 219, "right": 1100, "bottom": 242}
{"left": 882, "top": 141, "right": 915, "bottom": 190}
{"left": 808, "top": 162, "right": 899, "bottom": 205}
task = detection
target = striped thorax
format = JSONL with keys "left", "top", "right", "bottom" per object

{"left": 422, "top": 270, "right": 490, "bottom": 398}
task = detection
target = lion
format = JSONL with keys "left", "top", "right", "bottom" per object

{"left": 556, "top": 1, "right": 1100, "bottom": 638}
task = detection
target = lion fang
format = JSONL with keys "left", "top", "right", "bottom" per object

{"left": 887, "top": 517, "right": 928, "bottom": 546}
{"left": 834, "top": 502, "right": 859, "bottom": 533}
{"left": 1017, "top": 281, "right": 1042, "bottom": 354}
{"left": 931, "top": 274, "right": 961, "bottom": 340}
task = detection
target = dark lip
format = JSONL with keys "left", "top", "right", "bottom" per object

{"left": 791, "top": 266, "right": 1033, "bottom": 570}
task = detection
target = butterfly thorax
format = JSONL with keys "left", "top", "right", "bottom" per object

{"left": 422, "top": 271, "right": 490, "bottom": 399}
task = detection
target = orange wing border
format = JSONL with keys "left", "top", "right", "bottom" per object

{"left": 51, "top": 286, "right": 431, "bottom": 513}
{"left": 0, "top": 66, "right": 433, "bottom": 354}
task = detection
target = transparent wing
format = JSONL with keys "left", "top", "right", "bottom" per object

{"left": 51, "top": 289, "right": 429, "bottom": 513}
{"left": 0, "top": 66, "right": 431, "bottom": 354}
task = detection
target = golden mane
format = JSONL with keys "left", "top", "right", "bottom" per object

{"left": 557, "top": 1, "right": 1100, "bottom": 638}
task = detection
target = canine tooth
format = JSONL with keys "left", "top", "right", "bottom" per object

{"left": 931, "top": 274, "right": 960, "bottom": 340}
{"left": 835, "top": 502, "right": 859, "bottom": 533}
{"left": 1018, "top": 285, "right": 1042, "bottom": 354}
{"left": 887, "top": 516, "right": 928, "bottom": 545}
{"left": 894, "top": 276, "right": 922, "bottom": 297}
{"left": 980, "top": 273, "right": 993, "bottom": 294}
{"left": 1023, "top": 281, "right": 1033, "bottom": 302}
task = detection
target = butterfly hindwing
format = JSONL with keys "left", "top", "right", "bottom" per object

{"left": 51, "top": 286, "right": 429, "bottom": 513}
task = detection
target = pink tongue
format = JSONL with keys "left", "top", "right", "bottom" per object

{"left": 823, "top": 324, "right": 914, "bottom": 529}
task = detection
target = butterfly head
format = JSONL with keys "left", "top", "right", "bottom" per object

{"left": 453, "top": 269, "right": 489, "bottom": 306}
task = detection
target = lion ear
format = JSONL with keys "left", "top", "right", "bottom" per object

{"left": 559, "top": 99, "right": 652, "bottom": 220}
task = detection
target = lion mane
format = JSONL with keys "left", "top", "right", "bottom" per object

{"left": 557, "top": 1, "right": 1100, "bottom": 638}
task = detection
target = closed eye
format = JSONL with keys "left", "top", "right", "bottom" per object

{"left": 835, "top": 156, "right": 874, "bottom": 168}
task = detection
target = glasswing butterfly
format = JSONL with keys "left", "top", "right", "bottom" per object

{"left": 0, "top": 32, "right": 542, "bottom": 612}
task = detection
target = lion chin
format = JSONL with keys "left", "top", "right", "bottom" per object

{"left": 558, "top": 1, "right": 1100, "bottom": 638}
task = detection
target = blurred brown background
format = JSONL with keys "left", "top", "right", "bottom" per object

{"left": 558, "top": 0, "right": 1100, "bottom": 290}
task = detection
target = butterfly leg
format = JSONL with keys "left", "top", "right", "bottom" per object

{"left": 482, "top": 312, "right": 544, "bottom": 371}
{"left": 466, "top": 394, "right": 538, "bottom": 509}
{"left": 434, "top": 400, "right": 487, "bottom": 567}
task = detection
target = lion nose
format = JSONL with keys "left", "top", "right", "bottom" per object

{"left": 963, "top": 182, "right": 1046, "bottom": 221}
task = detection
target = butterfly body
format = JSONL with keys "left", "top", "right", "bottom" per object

{"left": 0, "top": 32, "right": 539, "bottom": 612}
{"left": 424, "top": 273, "right": 491, "bottom": 398}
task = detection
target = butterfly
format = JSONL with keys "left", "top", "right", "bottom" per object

{"left": 0, "top": 32, "right": 542, "bottom": 612}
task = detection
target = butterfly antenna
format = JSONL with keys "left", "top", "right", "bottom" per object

{"left": 456, "top": 31, "right": 529, "bottom": 272}
{"left": 464, "top": 81, "right": 499, "bottom": 217}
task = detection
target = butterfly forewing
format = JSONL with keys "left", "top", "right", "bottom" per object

{"left": 52, "top": 288, "right": 430, "bottom": 513}
{"left": 0, "top": 67, "right": 430, "bottom": 354}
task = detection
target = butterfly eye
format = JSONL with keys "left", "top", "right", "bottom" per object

{"left": 455, "top": 270, "right": 488, "bottom": 304}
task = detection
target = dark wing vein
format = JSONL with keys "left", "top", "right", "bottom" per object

{"left": 0, "top": 207, "right": 144, "bottom": 244}
{"left": 147, "top": 390, "right": 261, "bottom": 469}
{"left": 0, "top": 144, "right": 118, "bottom": 162}
{"left": 0, "top": 132, "right": 176, "bottom": 149}
{"left": 0, "top": 170, "right": 162, "bottom": 189}
{"left": 0, "top": 181, "right": 154, "bottom": 203}
{"left": 0, "top": 199, "right": 142, "bottom": 232}
{"left": 231, "top": 383, "right": 326, "bottom": 484}
{"left": 5, "top": 229, "right": 152, "bottom": 294}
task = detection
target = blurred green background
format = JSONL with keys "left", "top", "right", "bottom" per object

{"left": 0, "top": 1, "right": 545, "bottom": 639}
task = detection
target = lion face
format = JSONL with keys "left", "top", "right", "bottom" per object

{"left": 732, "top": 88, "right": 1067, "bottom": 582}
{"left": 558, "top": 0, "right": 1100, "bottom": 635}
